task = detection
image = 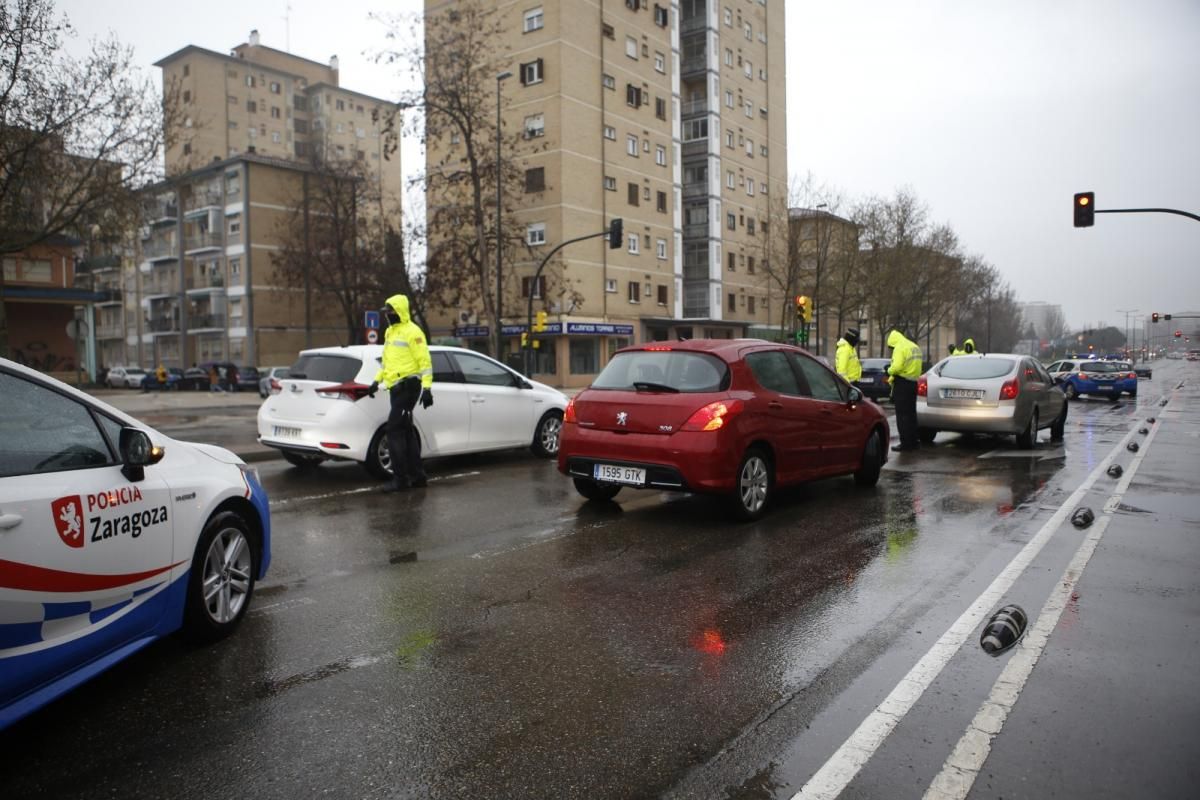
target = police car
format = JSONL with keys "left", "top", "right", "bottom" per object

{"left": 0, "top": 358, "right": 271, "bottom": 729}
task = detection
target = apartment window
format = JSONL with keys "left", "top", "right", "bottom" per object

{"left": 524, "top": 167, "right": 545, "bottom": 192}
{"left": 602, "top": 73, "right": 616, "bottom": 90}
{"left": 228, "top": 94, "right": 237, "bottom": 105}
{"left": 627, "top": 183, "right": 639, "bottom": 206}
{"left": 725, "top": 131, "right": 735, "bottom": 148}
{"left": 526, "top": 222, "right": 546, "bottom": 246}
{"left": 724, "top": 48, "right": 733, "bottom": 66}
{"left": 355, "top": 149, "right": 364, "bottom": 161}
{"left": 524, "top": 113, "right": 545, "bottom": 138}
{"left": 656, "top": 238, "right": 667, "bottom": 259}
{"left": 723, "top": 7, "right": 732, "bottom": 26}
{"left": 228, "top": 120, "right": 238, "bottom": 129}
{"left": 655, "top": 145, "right": 666, "bottom": 166}
{"left": 761, "top": 144, "right": 769, "bottom": 157}
{"left": 246, "top": 100, "right": 257, "bottom": 113}
{"left": 626, "top": 36, "right": 638, "bottom": 59}
{"left": 293, "top": 94, "right": 308, "bottom": 111}
{"left": 521, "top": 58, "right": 544, "bottom": 85}
{"left": 628, "top": 281, "right": 641, "bottom": 302}
{"left": 745, "top": 22, "right": 753, "bottom": 40}
{"left": 336, "top": 99, "right": 345, "bottom": 111}
{"left": 727, "top": 212, "right": 736, "bottom": 231}
{"left": 727, "top": 252, "right": 736, "bottom": 271}
{"left": 606, "top": 278, "right": 618, "bottom": 293}
{"left": 747, "top": 178, "right": 755, "bottom": 196}
{"left": 602, "top": 23, "right": 614, "bottom": 39}
{"left": 524, "top": 6, "right": 544, "bottom": 32}
{"left": 336, "top": 122, "right": 344, "bottom": 133}
{"left": 747, "top": 218, "right": 755, "bottom": 235}
{"left": 726, "top": 171, "right": 735, "bottom": 189}
{"left": 272, "top": 131, "right": 281, "bottom": 143}
{"left": 270, "top": 81, "right": 281, "bottom": 94}
{"left": 294, "top": 142, "right": 308, "bottom": 157}
{"left": 182, "top": 90, "right": 191, "bottom": 104}
{"left": 604, "top": 176, "right": 617, "bottom": 191}
{"left": 271, "top": 106, "right": 281, "bottom": 119}
{"left": 182, "top": 64, "right": 190, "bottom": 77}
{"left": 246, "top": 75, "right": 255, "bottom": 87}
{"left": 628, "top": 235, "right": 639, "bottom": 255}
{"left": 656, "top": 190, "right": 667, "bottom": 212}
{"left": 657, "top": 284, "right": 668, "bottom": 305}
{"left": 644, "top": 186, "right": 652, "bottom": 202}
{"left": 682, "top": 118, "right": 707, "bottom": 142}
{"left": 745, "top": 100, "right": 754, "bottom": 118}
{"left": 655, "top": 97, "right": 667, "bottom": 120}
{"left": 725, "top": 90, "right": 734, "bottom": 108}
{"left": 654, "top": 4, "right": 668, "bottom": 26}
{"left": 748, "top": 296, "right": 756, "bottom": 314}
{"left": 744, "top": 61, "right": 753, "bottom": 78}
{"left": 627, "top": 134, "right": 639, "bottom": 156}
{"left": 655, "top": 52, "right": 665, "bottom": 73}
{"left": 747, "top": 256, "right": 755, "bottom": 273}
{"left": 522, "top": 275, "right": 546, "bottom": 298}
{"left": 728, "top": 293, "right": 736, "bottom": 312}
{"left": 603, "top": 125, "right": 616, "bottom": 140}
{"left": 183, "top": 142, "right": 191, "bottom": 155}
{"left": 228, "top": 216, "right": 241, "bottom": 236}
{"left": 626, "top": 84, "right": 643, "bottom": 107}
{"left": 294, "top": 118, "right": 309, "bottom": 133}
{"left": 625, "top": 0, "right": 639, "bottom": 9}
{"left": 746, "top": 138, "right": 753, "bottom": 155}
{"left": 450, "top": 131, "right": 460, "bottom": 144}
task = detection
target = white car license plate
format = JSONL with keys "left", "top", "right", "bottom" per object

{"left": 943, "top": 388, "right": 984, "bottom": 400}
{"left": 273, "top": 425, "right": 302, "bottom": 439}
{"left": 594, "top": 464, "right": 645, "bottom": 485}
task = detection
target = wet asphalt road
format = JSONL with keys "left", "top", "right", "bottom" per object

{"left": 2, "top": 362, "right": 1196, "bottom": 799}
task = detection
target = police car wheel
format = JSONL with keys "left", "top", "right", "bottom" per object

{"left": 1064, "top": 383, "right": 1078, "bottom": 400}
{"left": 184, "top": 511, "right": 257, "bottom": 642}
{"left": 530, "top": 410, "right": 564, "bottom": 458}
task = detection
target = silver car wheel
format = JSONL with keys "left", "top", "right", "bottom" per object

{"left": 377, "top": 434, "right": 393, "bottom": 474}
{"left": 739, "top": 455, "right": 769, "bottom": 514}
{"left": 539, "top": 415, "right": 562, "bottom": 455}
{"left": 201, "top": 525, "right": 252, "bottom": 624}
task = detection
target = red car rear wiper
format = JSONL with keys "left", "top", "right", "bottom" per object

{"left": 632, "top": 381, "right": 680, "bottom": 393}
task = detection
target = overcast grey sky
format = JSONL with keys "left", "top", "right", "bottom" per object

{"left": 64, "top": 0, "right": 1200, "bottom": 331}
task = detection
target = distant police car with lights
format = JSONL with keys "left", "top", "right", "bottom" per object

{"left": 0, "top": 358, "right": 271, "bottom": 730}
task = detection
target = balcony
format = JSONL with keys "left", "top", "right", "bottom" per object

{"left": 682, "top": 139, "right": 709, "bottom": 158}
{"left": 184, "top": 189, "right": 223, "bottom": 214}
{"left": 96, "top": 324, "right": 124, "bottom": 340}
{"left": 145, "top": 200, "right": 178, "bottom": 225}
{"left": 682, "top": 182, "right": 708, "bottom": 199}
{"left": 187, "top": 272, "right": 225, "bottom": 291}
{"left": 681, "top": 55, "right": 707, "bottom": 76}
{"left": 681, "top": 99, "right": 709, "bottom": 117}
{"left": 184, "top": 230, "right": 223, "bottom": 253}
{"left": 680, "top": 15, "right": 707, "bottom": 35}
{"left": 683, "top": 223, "right": 710, "bottom": 239}
{"left": 142, "top": 238, "right": 178, "bottom": 262}
{"left": 188, "top": 313, "right": 226, "bottom": 331}
{"left": 147, "top": 317, "right": 180, "bottom": 333}
{"left": 143, "top": 278, "right": 178, "bottom": 297}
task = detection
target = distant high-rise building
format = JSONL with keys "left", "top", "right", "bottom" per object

{"left": 424, "top": 0, "right": 788, "bottom": 387}
{"left": 1019, "top": 301, "right": 1065, "bottom": 340}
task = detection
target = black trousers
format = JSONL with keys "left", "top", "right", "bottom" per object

{"left": 892, "top": 376, "right": 919, "bottom": 447}
{"left": 386, "top": 376, "right": 425, "bottom": 486}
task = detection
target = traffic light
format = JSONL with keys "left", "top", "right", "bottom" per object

{"left": 521, "top": 332, "right": 529, "bottom": 348}
{"left": 609, "top": 218, "right": 623, "bottom": 249}
{"left": 1175, "top": 330, "right": 1183, "bottom": 338}
{"left": 1073, "top": 192, "right": 1095, "bottom": 228}
{"left": 795, "top": 295, "right": 811, "bottom": 324}
{"left": 534, "top": 310, "right": 547, "bottom": 332}
{"left": 1165, "top": 314, "right": 1172, "bottom": 321}
{"left": 1151, "top": 312, "right": 1159, "bottom": 323}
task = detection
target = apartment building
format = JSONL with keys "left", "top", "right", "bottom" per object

{"left": 425, "top": 0, "right": 787, "bottom": 388}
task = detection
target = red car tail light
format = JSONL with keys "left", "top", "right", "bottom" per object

{"left": 1077, "top": 372, "right": 1089, "bottom": 380}
{"left": 315, "top": 382, "right": 371, "bottom": 401}
{"left": 917, "top": 375, "right": 928, "bottom": 397}
{"left": 644, "top": 345, "right": 673, "bottom": 351}
{"left": 999, "top": 378, "right": 1020, "bottom": 400}
{"left": 1127, "top": 372, "right": 1136, "bottom": 380}
{"left": 681, "top": 398, "right": 744, "bottom": 432}
{"left": 563, "top": 397, "right": 577, "bottom": 424}
{"left": 269, "top": 378, "right": 282, "bottom": 394}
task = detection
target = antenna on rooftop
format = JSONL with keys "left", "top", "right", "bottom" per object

{"left": 283, "top": 1, "right": 293, "bottom": 51}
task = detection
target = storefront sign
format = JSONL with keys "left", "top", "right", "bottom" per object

{"left": 453, "top": 325, "right": 490, "bottom": 337}
{"left": 565, "top": 323, "right": 635, "bottom": 335}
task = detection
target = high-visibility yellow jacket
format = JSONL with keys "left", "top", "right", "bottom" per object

{"left": 835, "top": 338, "right": 862, "bottom": 382}
{"left": 961, "top": 337, "right": 976, "bottom": 355}
{"left": 374, "top": 294, "right": 433, "bottom": 390}
{"left": 886, "top": 330, "right": 923, "bottom": 380}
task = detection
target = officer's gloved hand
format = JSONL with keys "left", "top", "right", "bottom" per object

{"left": 420, "top": 388, "right": 434, "bottom": 409}
{"left": 367, "top": 381, "right": 380, "bottom": 398}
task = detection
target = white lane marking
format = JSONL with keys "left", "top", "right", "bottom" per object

{"left": 793, "top": 420, "right": 1143, "bottom": 800}
{"left": 249, "top": 596, "right": 317, "bottom": 616}
{"left": 923, "top": 401, "right": 1169, "bottom": 799}
{"left": 268, "top": 471, "right": 481, "bottom": 508}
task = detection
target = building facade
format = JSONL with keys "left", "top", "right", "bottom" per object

{"left": 424, "top": 0, "right": 787, "bottom": 388}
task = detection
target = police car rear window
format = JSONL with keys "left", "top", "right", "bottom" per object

{"left": 938, "top": 357, "right": 1016, "bottom": 380}
{"left": 287, "top": 354, "right": 362, "bottom": 383}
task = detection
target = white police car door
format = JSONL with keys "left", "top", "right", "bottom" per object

{"left": 0, "top": 370, "right": 173, "bottom": 699}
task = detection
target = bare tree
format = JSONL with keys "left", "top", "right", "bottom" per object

{"left": 0, "top": 0, "right": 179, "bottom": 357}
{"left": 375, "top": 1, "right": 549, "bottom": 360}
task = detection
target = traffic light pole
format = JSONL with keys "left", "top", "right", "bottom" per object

{"left": 1095, "top": 207, "right": 1200, "bottom": 223}
{"left": 524, "top": 226, "right": 616, "bottom": 376}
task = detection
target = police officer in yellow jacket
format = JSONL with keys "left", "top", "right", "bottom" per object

{"left": 367, "top": 294, "right": 433, "bottom": 491}
{"left": 835, "top": 328, "right": 863, "bottom": 384}
{"left": 961, "top": 338, "right": 976, "bottom": 355}
{"left": 886, "top": 328, "right": 923, "bottom": 452}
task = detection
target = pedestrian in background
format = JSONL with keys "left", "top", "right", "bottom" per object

{"left": 209, "top": 365, "right": 223, "bottom": 392}
{"left": 835, "top": 328, "right": 863, "bottom": 386}
{"left": 886, "top": 328, "right": 924, "bottom": 452}
{"left": 962, "top": 338, "right": 976, "bottom": 355}
{"left": 368, "top": 294, "right": 434, "bottom": 492}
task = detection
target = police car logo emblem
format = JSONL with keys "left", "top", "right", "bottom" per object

{"left": 51, "top": 495, "right": 85, "bottom": 549}
{"left": 617, "top": 411, "right": 628, "bottom": 426}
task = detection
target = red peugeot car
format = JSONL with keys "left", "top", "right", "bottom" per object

{"left": 557, "top": 339, "right": 889, "bottom": 520}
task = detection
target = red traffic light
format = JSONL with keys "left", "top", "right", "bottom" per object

{"left": 1151, "top": 312, "right": 1160, "bottom": 323}
{"left": 1176, "top": 330, "right": 1183, "bottom": 338}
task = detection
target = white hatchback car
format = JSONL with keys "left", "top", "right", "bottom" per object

{"left": 257, "top": 345, "right": 569, "bottom": 477}
{"left": 0, "top": 358, "right": 271, "bottom": 730}
{"left": 105, "top": 366, "right": 147, "bottom": 389}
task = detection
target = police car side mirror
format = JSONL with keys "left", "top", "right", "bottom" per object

{"left": 120, "top": 427, "right": 163, "bottom": 482}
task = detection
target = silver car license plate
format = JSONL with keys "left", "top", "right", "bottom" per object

{"left": 944, "top": 388, "right": 984, "bottom": 400}
{"left": 594, "top": 464, "right": 645, "bottom": 485}
{"left": 273, "top": 425, "right": 302, "bottom": 438}
{"left": 859, "top": 376, "right": 874, "bottom": 383}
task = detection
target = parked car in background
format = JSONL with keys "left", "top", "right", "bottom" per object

{"left": 557, "top": 339, "right": 889, "bottom": 520}
{"left": 104, "top": 366, "right": 146, "bottom": 389}
{"left": 1046, "top": 358, "right": 1137, "bottom": 401}
{"left": 180, "top": 367, "right": 210, "bottom": 391}
{"left": 233, "top": 365, "right": 260, "bottom": 392}
{"left": 258, "top": 366, "right": 290, "bottom": 398}
{"left": 139, "top": 367, "right": 183, "bottom": 391}
{"left": 257, "top": 345, "right": 568, "bottom": 475}
{"left": 917, "top": 354, "right": 1067, "bottom": 448}
{"left": 0, "top": 357, "right": 271, "bottom": 730}
{"left": 856, "top": 358, "right": 892, "bottom": 401}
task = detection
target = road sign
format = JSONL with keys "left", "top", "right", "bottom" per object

{"left": 365, "top": 328, "right": 379, "bottom": 344}
{"left": 364, "top": 310, "right": 381, "bottom": 329}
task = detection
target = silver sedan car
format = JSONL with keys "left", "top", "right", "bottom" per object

{"left": 916, "top": 354, "right": 1067, "bottom": 448}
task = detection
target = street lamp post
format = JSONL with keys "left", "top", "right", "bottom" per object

{"left": 1116, "top": 308, "right": 1138, "bottom": 361}
{"left": 494, "top": 70, "right": 513, "bottom": 362}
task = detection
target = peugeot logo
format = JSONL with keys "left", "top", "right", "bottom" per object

{"left": 616, "top": 411, "right": 628, "bottom": 426}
